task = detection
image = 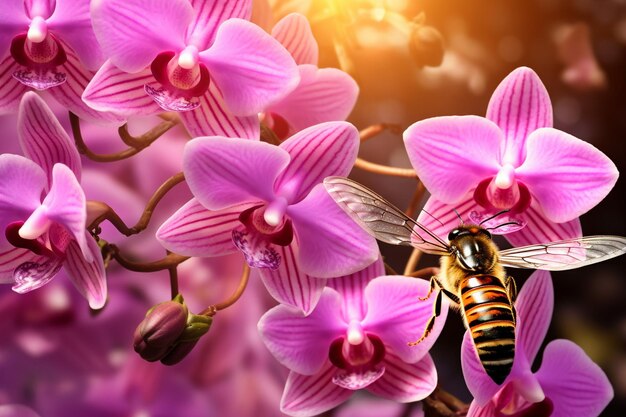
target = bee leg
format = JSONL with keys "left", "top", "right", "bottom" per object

{"left": 409, "top": 288, "right": 443, "bottom": 346}
{"left": 439, "top": 286, "right": 460, "bottom": 305}
{"left": 418, "top": 276, "right": 438, "bottom": 301}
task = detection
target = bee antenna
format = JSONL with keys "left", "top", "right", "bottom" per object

{"left": 421, "top": 209, "right": 444, "bottom": 228}
{"left": 453, "top": 209, "right": 463, "bottom": 224}
{"left": 487, "top": 221, "right": 521, "bottom": 231}
{"left": 479, "top": 209, "right": 510, "bottom": 226}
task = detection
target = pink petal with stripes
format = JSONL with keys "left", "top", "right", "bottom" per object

{"left": 258, "top": 287, "right": 345, "bottom": 374}
{"left": 366, "top": 352, "right": 437, "bottom": 402}
{"left": 184, "top": 136, "right": 289, "bottom": 210}
{"left": 0, "top": 1, "right": 29, "bottom": 56}
{"left": 466, "top": 401, "right": 497, "bottom": 417}
{"left": 275, "top": 122, "right": 359, "bottom": 204}
{"left": 281, "top": 363, "right": 353, "bottom": 417}
{"left": 271, "top": 13, "right": 318, "bottom": 65}
{"left": 47, "top": 46, "right": 124, "bottom": 123}
{"left": 536, "top": 340, "right": 613, "bottom": 417}
{"left": 515, "top": 128, "right": 619, "bottom": 223}
{"left": 82, "top": 61, "right": 161, "bottom": 117}
{"left": 327, "top": 256, "right": 384, "bottom": 321}
{"left": 289, "top": 185, "right": 378, "bottom": 278}
{"left": 39, "top": 164, "right": 89, "bottom": 261}
{"left": 404, "top": 116, "right": 502, "bottom": 204}
{"left": 259, "top": 241, "right": 325, "bottom": 315}
{"left": 416, "top": 195, "right": 477, "bottom": 242}
{"left": 199, "top": 19, "right": 300, "bottom": 116}
{"left": 0, "top": 247, "right": 41, "bottom": 283}
{"left": 506, "top": 202, "right": 582, "bottom": 246}
{"left": 156, "top": 198, "right": 251, "bottom": 257}
{"left": 362, "top": 276, "right": 448, "bottom": 364}
{"left": 486, "top": 67, "right": 553, "bottom": 167}
{"left": 0, "top": 55, "right": 28, "bottom": 114}
{"left": 91, "top": 0, "right": 191, "bottom": 73}
{"left": 47, "top": 0, "right": 104, "bottom": 70}
{"left": 63, "top": 231, "right": 107, "bottom": 309}
{"left": 179, "top": 82, "right": 260, "bottom": 139}
{"left": 515, "top": 270, "right": 553, "bottom": 365}
{"left": 268, "top": 66, "right": 358, "bottom": 137}
{"left": 186, "top": 0, "right": 252, "bottom": 51}
{"left": 18, "top": 92, "right": 81, "bottom": 183}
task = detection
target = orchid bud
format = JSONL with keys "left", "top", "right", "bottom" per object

{"left": 408, "top": 23, "right": 445, "bottom": 68}
{"left": 133, "top": 295, "right": 188, "bottom": 362}
{"left": 160, "top": 313, "right": 212, "bottom": 365}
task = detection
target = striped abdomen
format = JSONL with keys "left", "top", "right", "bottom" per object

{"left": 460, "top": 275, "right": 515, "bottom": 385}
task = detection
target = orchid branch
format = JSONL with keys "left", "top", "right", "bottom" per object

{"left": 409, "top": 267, "right": 440, "bottom": 279}
{"left": 118, "top": 113, "right": 179, "bottom": 148}
{"left": 359, "top": 123, "right": 402, "bottom": 142}
{"left": 200, "top": 264, "right": 251, "bottom": 316}
{"left": 105, "top": 244, "right": 190, "bottom": 272}
{"left": 423, "top": 386, "right": 469, "bottom": 417}
{"left": 353, "top": 157, "right": 417, "bottom": 177}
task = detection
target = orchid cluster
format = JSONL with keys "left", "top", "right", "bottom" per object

{"left": 0, "top": 1, "right": 622, "bottom": 417}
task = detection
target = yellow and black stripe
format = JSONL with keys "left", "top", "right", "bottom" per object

{"left": 460, "top": 275, "right": 515, "bottom": 385}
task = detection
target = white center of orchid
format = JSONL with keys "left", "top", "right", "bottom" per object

{"left": 264, "top": 197, "right": 288, "bottom": 227}
{"left": 512, "top": 372, "right": 545, "bottom": 403}
{"left": 19, "top": 205, "right": 51, "bottom": 240}
{"left": 27, "top": 16, "right": 48, "bottom": 43}
{"left": 178, "top": 45, "right": 199, "bottom": 70}
{"left": 347, "top": 320, "right": 365, "bottom": 345}
{"left": 494, "top": 164, "right": 516, "bottom": 190}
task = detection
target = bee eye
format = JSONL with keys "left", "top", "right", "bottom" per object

{"left": 448, "top": 229, "right": 461, "bottom": 241}
{"left": 481, "top": 229, "right": 492, "bottom": 239}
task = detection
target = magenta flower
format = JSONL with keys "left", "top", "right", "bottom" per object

{"left": 0, "top": 93, "right": 106, "bottom": 309}
{"left": 0, "top": 0, "right": 120, "bottom": 122}
{"left": 157, "top": 121, "right": 378, "bottom": 313}
{"left": 258, "top": 258, "right": 447, "bottom": 417}
{"left": 461, "top": 270, "right": 613, "bottom": 417}
{"left": 404, "top": 67, "right": 618, "bottom": 246}
{"left": 261, "top": 13, "right": 359, "bottom": 139}
{"left": 84, "top": 0, "right": 299, "bottom": 139}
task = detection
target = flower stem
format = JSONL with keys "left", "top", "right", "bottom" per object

{"left": 168, "top": 252, "right": 179, "bottom": 299}
{"left": 422, "top": 386, "right": 469, "bottom": 417}
{"left": 409, "top": 267, "right": 440, "bottom": 279}
{"left": 359, "top": 123, "right": 402, "bottom": 142}
{"left": 106, "top": 245, "right": 189, "bottom": 272}
{"left": 353, "top": 157, "right": 417, "bottom": 178}
{"left": 403, "top": 248, "right": 423, "bottom": 275}
{"left": 405, "top": 181, "right": 427, "bottom": 218}
{"left": 201, "top": 263, "right": 250, "bottom": 316}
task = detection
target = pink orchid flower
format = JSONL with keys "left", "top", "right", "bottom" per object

{"left": 404, "top": 67, "right": 618, "bottom": 246}
{"left": 258, "top": 258, "right": 447, "bottom": 417}
{"left": 157, "top": 121, "right": 378, "bottom": 314}
{"left": 0, "top": 93, "right": 106, "bottom": 309}
{"left": 262, "top": 13, "right": 359, "bottom": 140}
{"left": 84, "top": 0, "right": 299, "bottom": 139}
{"left": 461, "top": 270, "right": 613, "bottom": 417}
{"left": 0, "top": 0, "right": 120, "bottom": 122}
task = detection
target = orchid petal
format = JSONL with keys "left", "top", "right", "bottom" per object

{"left": 0, "top": 154, "right": 46, "bottom": 224}
{"left": 199, "top": 19, "right": 299, "bottom": 116}
{"left": 90, "top": 0, "right": 192, "bottom": 72}
{"left": 461, "top": 330, "right": 502, "bottom": 406}
{"left": 466, "top": 401, "right": 497, "bottom": 417}
{"left": 275, "top": 122, "right": 359, "bottom": 204}
{"left": 258, "top": 288, "right": 345, "bottom": 375}
{"left": 362, "top": 276, "right": 448, "bottom": 363}
{"left": 184, "top": 136, "right": 289, "bottom": 209}
{"left": 0, "top": 55, "right": 28, "bottom": 114}
{"left": 506, "top": 203, "right": 582, "bottom": 246}
{"left": 268, "top": 66, "right": 358, "bottom": 135}
{"left": 0, "top": 1, "right": 29, "bottom": 57}
{"left": 186, "top": 0, "right": 252, "bottom": 51}
{"left": 12, "top": 256, "right": 63, "bottom": 293}
{"left": 18, "top": 92, "right": 81, "bottom": 183}
{"left": 47, "top": 0, "right": 104, "bottom": 70}
{"left": 416, "top": 195, "right": 477, "bottom": 242}
{"left": 258, "top": 242, "right": 325, "bottom": 315}
{"left": 82, "top": 61, "right": 161, "bottom": 117}
{"left": 515, "top": 270, "right": 553, "bottom": 365}
{"left": 48, "top": 45, "right": 125, "bottom": 123}
{"left": 40, "top": 164, "right": 89, "bottom": 261}
{"left": 327, "top": 257, "right": 384, "bottom": 322}
{"left": 289, "top": 184, "right": 378, "bottom": 278}
{"left": 515, "top": 127, "right": 619, "bottom": 223}
{"left": 366, "top": 353, "right": 437, "bottom": 402}
{"left": 536, "top": 340, "right": 613, "bottom": 417}
{"left": 486, "top": 67, "right": 553, "bottom": 167}
{"left": 281, "top": 363, "right": 353, "bottom": 417}
{"left": 157, "top": 199, "right": 250, "bottom": 257}
{"left": 25, "top": 0, "right": 55, "bottom": 19}
{"left": 0, "top": 247, "right": 42, "bottom": 283}
{"left": 63, "top": 231, "right": 107, "bottom": 309}
{"left": 179, "top": 83, "right": 260, "bottom": 139}
{"left": 271, "top": 13, "right": 318, "bottom": 65}
{"left": 403, "top": 116, "right": 502, "bottom": 204}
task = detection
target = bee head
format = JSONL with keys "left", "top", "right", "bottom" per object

{"left": 448, "top": 225, "right": 496, "bottom": 272}
{"left": 447, "top": 225, "right": 492, "bottom": 242}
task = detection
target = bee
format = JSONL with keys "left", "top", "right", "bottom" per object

{"left": 324, "top": 177, "right": 626, "bottom": 384}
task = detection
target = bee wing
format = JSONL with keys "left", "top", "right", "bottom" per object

{"left": 323, "top": 176, "right": 451, "bottom": 255}
{"left": 498, "top": 236, "right": 626, "bottom": 270}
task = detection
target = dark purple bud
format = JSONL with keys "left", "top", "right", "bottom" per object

{"left": 408, "top": 24, "right": 445, "bottom": 68}
{"left": 160, "top": 340, "right": 199, "bottom": 366}
{"left": 160, "top": 313, "right": 212, "bottom": 366}
{"left": 133, "top": 297, "right": 189, "bottom": 362}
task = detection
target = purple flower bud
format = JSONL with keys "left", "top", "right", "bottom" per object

{"left": 133, "top": 298, "right": 189, "bottom": 362}
{"left": 160, "top": 313, "right": 213, "bottom": 366}
{"left": 408, "top": 24, "right": 445, "bottom": 68}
